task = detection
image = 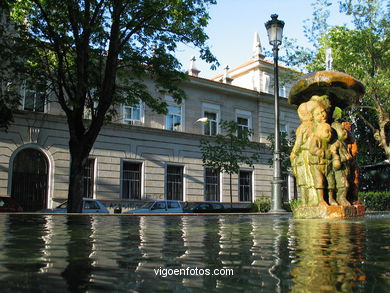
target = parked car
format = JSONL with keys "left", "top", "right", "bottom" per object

{"left": 0, "top": 196, "right": 23, "bottom": 212}
{"left": 40, "top": 199, "right": 109, "bottom": 214}
{"left": 125, "top": 200, "right": 184, "bottom": 214}
{"left": 184, "top": 202, "right": 225, "bottom": 213}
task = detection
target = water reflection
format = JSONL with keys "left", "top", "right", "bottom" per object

{"left": 0, "top": 214, "right": 388, "bottom": 292}
{"left": 61, "top": 216, "right": 94, "bottom": 292}
{"left": 290, "top": 220, "right": 366, "bottom": 292}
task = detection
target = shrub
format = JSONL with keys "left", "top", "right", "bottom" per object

{"left": 359, "top": 191, "right": 390, "bottom": 211}
{"left": 253, "top": 197, "right": 271, "bottom": 213}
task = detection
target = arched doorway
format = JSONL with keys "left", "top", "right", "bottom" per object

{"left": 11, "top": 148, "right": 48, "bottom": 211}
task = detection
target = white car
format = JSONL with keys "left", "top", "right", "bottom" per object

{"left": 40, "top": 199, "right": 109, "bottom": 214}
{"left": 125, "top": 200, "right": 184, "bottom": 214}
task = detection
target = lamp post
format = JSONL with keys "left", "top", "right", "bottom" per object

{"left": 265, "top": 14, "right": 285, "bottom": 212}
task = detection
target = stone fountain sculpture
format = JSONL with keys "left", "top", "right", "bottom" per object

{"left": 289, "top": 71, "right": 366, "bottom": 219}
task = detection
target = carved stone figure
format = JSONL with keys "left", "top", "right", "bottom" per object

{"left": 288, "top": 71, "right": 366, "bottom": 218}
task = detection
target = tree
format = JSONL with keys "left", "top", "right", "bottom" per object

{"left": 266, "top": 131, "right": 295, "bottom": 176}
{"left": 284, "top": 0, "right": 389, "bottom": 164}
{"left": 200, "top": 120, "right": 261, "bottom": 208}
{"left": 0, "top": 2, "right": 31, "bottom": 129}
{"left": 5, "top": 0, "right": 218, "bottom": 212}
{"left": 308, "top": 0, "right": 390, "bottom": 161}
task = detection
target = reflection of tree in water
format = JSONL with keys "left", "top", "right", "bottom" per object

{"left": 290, "top": 220, "right": 366, "bottom": 292}
{"left": 200, "top": 216, "right": 223, "bottom": 289}
{"left": 217, "top": 216, "right": 256, "bottom": 289}
{"left": 116, "top": 216, "right": 142, "bottom": 289}
{"left": 161, "top": 216, "right": 186, "bottom": 267}
{"left": 1, "top": 215, "right": 49, "bottom": 291}
{"left": 61, "top": 215, "right": 94, "bottom": 292}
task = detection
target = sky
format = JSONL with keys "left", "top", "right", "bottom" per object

{"left": 175, "top": 0, "right": 351, "bottom": 78}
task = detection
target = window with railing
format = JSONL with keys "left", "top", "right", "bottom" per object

{"left": 82, "top": 158, "right": 96, "bottom": 198}
{"left": 239, "top": 170, "right": 252, "bottom": 202}
{"left": 121, "top": 161, "right": 142, "bottom": 199}
{"left": 166, "top": 165, "right": 184, "bottom": 200}
{"left": 205, "top": 167, "right": 220, "bottom": 201}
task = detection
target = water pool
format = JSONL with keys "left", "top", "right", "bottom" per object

{"left": 0, "top": 214, "right": 389, "bottom": 292}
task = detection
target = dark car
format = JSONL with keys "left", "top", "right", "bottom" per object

{"left": 0, "top": 197, "right": 23, "bottom": 212}
{"left": 184, "top": 202, "right": 225, "bottom": 213}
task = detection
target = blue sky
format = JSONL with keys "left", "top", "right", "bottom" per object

{"left": 176, "top": 0, "right": 350, "bottom": 78}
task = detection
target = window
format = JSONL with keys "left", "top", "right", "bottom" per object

{"left": 236, "top": 109, "right": 252, "bottom": 139}
{"left": 122, "top": 161, "right": 142, "bottom": 199}
{"left": 152, "top": 201, "right": 166, "bottom": 210}
{"left": 202, "top": 103, "right": 220, "bottom": 136}
{"left": 204, "top": 112, "right": 218, "bottom": 135}
{"left": 82, "top": 158, "right": 96, "bottom": 198}
{"left": 123, "top": 103, "right": 143, "bottom": 124}
{"left": 165, "top": 105, "right": 182, "bottom": 131}
{"left": 167, "top": 201, "right": 180, "bottom": 209}
{"left": 263, "top": 73, "right": 271, "bottom": 93}
{"left": 239, "top": 170, "right": 252, "bottom": 202}
{"left": 84, "top": 200, "right": 99, "bottom": 210}
{"left": 237, "top": 117, "right": 249, "bottom": 137}
{"left": 166, "top": 165, "right": 184, "bottom": 200}
{"left": 22, "top": 84, "right": 46, "bottom": 112}
{"left": 84, "top": 101, "right": 98, "bottom": 119}
{"left": 205, "top": 167, "right": 220, "bottom": 201}
{"left": 279, "top": 86, "right": 286, "bottom": 97}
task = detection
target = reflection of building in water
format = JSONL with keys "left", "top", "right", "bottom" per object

{"left": 217, "top": 216, "right": 254, "bottom": 289}
{"left": 0, "top": 215, "right": 70, "bottom": 289}
{"left": 290, "top": 220, "right": 366, "bottom": 292}
{"left": 180, "top": 216, "right": 207, "bottom": 289}
{"left": 136, "top": 216, "right": 165, "bottom": 274}
{"left": 117, "top": 216, "right": 142, "bottom": 269}
{"left": 85, "top": 216, "right": 125, "bottom": 287}
{"left": 250, "top": 217, "right": 286, "bottom": 292}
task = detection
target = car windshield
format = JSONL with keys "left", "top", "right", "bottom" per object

{"left": 56, "top": 201, "right": 68, "bottom": 209}
{"left": 140, "top": 202, "right": 154, "bottom": 209}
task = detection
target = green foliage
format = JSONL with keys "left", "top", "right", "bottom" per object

{"left": 285, "top": 0, "right": 390, "bottom": 164}
{"left": 200, "top": 120, "right": 261, "bottom": 207}
{"left": 3, "top": 0, "right": 218, "bottom": 212}
{"left": 0, "top": 5, "right": 34, "bottom": 129}
{"left": 266, "top": 131, "right": 295, "bottom": 175}
{"left": 253, "top": 197, "right": 271, "bottom": 213}
{"left": 359, "top": 191, "right": 390, "bottom": 211}
{"left": 200, "top": 120, "right": 261, "bottom": 175}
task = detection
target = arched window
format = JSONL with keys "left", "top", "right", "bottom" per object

{"left": 11, "top": 148, "right": 48, "bottom": 211}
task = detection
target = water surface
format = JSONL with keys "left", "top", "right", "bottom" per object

{"left": 0, "top": 214, "right": 389, "bottom": 292}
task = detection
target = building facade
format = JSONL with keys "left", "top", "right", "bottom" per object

{"left": 0, "top": 34, "right": 300, "bottom": 212}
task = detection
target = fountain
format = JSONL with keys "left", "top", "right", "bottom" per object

{"left": 289, "top": 71, "right": 366, "bottom": 219}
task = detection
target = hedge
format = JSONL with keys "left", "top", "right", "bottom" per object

{"left": 359, "top": 191, "right": 390, "bottom": 211}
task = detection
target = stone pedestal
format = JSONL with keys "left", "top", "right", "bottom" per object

{"left": 293, "top": 204, "right": 365, "bottom": 219}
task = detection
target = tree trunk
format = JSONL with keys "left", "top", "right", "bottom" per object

{"left": 230, "top": 173, "right": 233, "bottom": 209}
{"left": 67, "top": 132, "right": 91, "bottom": 213}
{"left": 68, "top": 154, "right": 85, "bottom": 213}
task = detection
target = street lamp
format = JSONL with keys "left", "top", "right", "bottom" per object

{"left": 265, "top": 14, "right": 285, "bottom": 212}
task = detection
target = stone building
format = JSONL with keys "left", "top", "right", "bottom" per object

{"left": 0, "top": 33, "right": 300, "bottom": 212}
